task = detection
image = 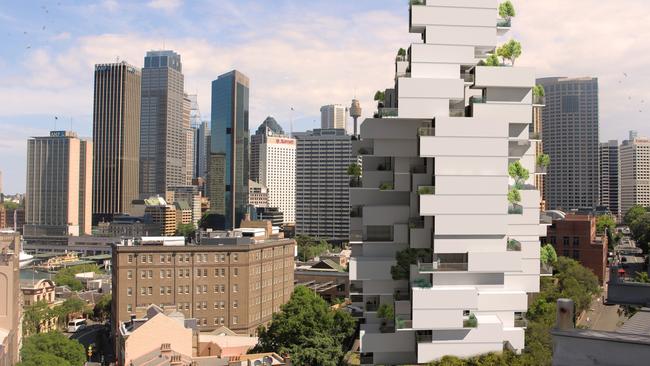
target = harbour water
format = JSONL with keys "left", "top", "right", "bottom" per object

{"left": 20, "top": 268, "right": 54, "bottom": 282}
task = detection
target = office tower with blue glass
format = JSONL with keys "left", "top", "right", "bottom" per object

{"left": 140, "top": 50, "right": 186, "bottom": 197}
{"left": 209, "top": 70, "right": 250, "bottom": 230}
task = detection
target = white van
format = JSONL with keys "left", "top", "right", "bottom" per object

{"left": 67, "top": 318, "right": 87, "bottom": 333}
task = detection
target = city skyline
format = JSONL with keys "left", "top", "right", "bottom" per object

{"left": 2, "top": 0, "right": 650, "bottom": 193}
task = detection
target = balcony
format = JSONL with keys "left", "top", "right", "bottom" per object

{"left": 508, "top": 203, "right": 523, "bottom": 215}
{"left": 507, "top": 239, "right": 522, "bottom": 252}
{"left": 529, "top": 131, "right": 542, "bottom": 141}
{"left": 541, "top": 262, "right": 553, "bottom": 276}
{"left": 378, "top": 107, "right": 398, "bottom": 118}
{"left": 514, "top": 314, "right": 528, "bottom": 328}
{"left": 409, "top": 217, "right": 425, "bottom": 229}
{"left": 535, "top": 165, "right": 548, "bottom": 174}
{"left": 350, "top": 177, "right": 362, "bottom": 187}
{"left": 497, "top": 18, "right": 512, "bottom": 28}
{"left": 366, "top": 302, "right": 379, "bottom": 312}
{"left": 396, "top": 316, "right": 413, "bottom": 330}
{"left": 411, "top": 165, "right": 427, "bottom": 174}
{"left": 417, "top": 186, "right": 435, "bottom": 195}
{"left": 533, "top": 95, "right": 546, "bottom": 106}
{"left": 350, "top": 206, "right": 363, "bottom": 218}
{"left": 412, "top": 278, "right": 432, "bottom": 289}
{"left": 357, "top": 146, "right": 374, "bottom": 155}
{"left": 462, "top": 71, "right": 474, "bottom": 84}
{"left": 470, "top": 95, "right": 486, "bottom": 104}
{"left": 360, "top": 354, "right": 374, "bottom": 365}
{"left": 350, "top": 282, "right": 363, "bottom": 294}
{"left": 418, "top": 254, "right": 469, "bottom": 272}
{"left": 418, "top": 127, "right": 435, "bottom": 136}
{"left": 394, "top": 288, "right": 410, "bottom": 301}
{"left": 463, "top": 313, "right": 478, "bottom": 328}
{"left": 540, "top": 213, "right": 553, "bottom": 225}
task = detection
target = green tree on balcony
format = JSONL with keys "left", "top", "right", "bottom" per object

{"left": 508, "top": 161, "right": 530, "bottom": 188}
{"left": 536, "top": 154, "right": 551, "bottom": 170}
{"left": 499, "top": 1, "right": 516, "bottom": 20}
{"left": 533, "top": 84, "right": 546, "bottom": 97}
{"left": 374, "top": 90, "right": 385, "bottom": 102}
{"left": 497, "top": 39, "right": 522, "bottom": 66}
{"left": 508, "top": 187, "right": 521, "bottom": 205}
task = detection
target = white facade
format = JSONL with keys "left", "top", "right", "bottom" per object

{"left": 351, "top": 1, "right": 545, "bottom": 364}
{"left": 620, "top": 137, "right": 650, "bottom": 215}
{"left": 320, "top": 104, "right": 347, "bottom": 132}
{"left": 259, "top": 136, "right": 296, "bottom": 224}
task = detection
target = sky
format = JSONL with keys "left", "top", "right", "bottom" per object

{"left": 1, "top": 0, "right": 649, "bottom": 194}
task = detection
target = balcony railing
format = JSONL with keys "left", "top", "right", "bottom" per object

{"left": 360, "top": 354, "right": 374, "bottom": 365}
{"left": 418, "top": 260, "right": 468, "bottom": 272}
{"left": 350, "top": 282, "right": 363, "bottom": 293}
{"left": 462, "top": 72, "right": 474, "bottom": 83}
{"left": 366, "top": 302, "right": 379, "bottom": 312}
{"left": 463, "top": 314, "right": 478, "bottom": 328}
{"left": 349, "top": 177, "right": 361, "bottom": 187}
{"left": 533, "top": 95, "right": 546, "bottom": 106}
{"left": 529, "top": 131, "right": 542, "bottom": 140}
{"left": 410, "top": 0, "right": 425, "bottom": 5}
{"left": 497, "top": 18, "right": 512, "bottom": 27}
{"left": 418, "top": 127, "right": 435, "bottom": 136}
{"left": 416, "top": 332, "right": 433, "bottom": 343}
{"left": 541, "top": 262, "right": 553, "bottom": 275}
{"left": 540, "top": 214, "right": 553, "bottom": 225}
{"left": 507, "top": 239, "right": 522, "bottom": 252}
{"left": 411, "top": 165, "right": 427, "bottom": 174}
{"left": 470, "top": 95, "right": 486, "bottom": 104}
{"left": 357, "top": 146, "right": 373, "bottom": 155}
{"left": 514, "top": 315, "right": 528, "bottom": 328}
{"left": 349, "top": 230, "right": 362, "bottom": 241}
{"left": 418, "top": 186, "right": 435, "bottom": 195}
{"left": 535, "top": 165, "right": 548, "bottom": 174}
{"left": 508, "top": 203, "right": 523, "bottom": 215}
{"left": 396, "top": 317, "right": 413, "bottom": 330}
{"left": 412, "top": 277, "right": 432, "bottom": 288}
{"left": 394, "top": 288, "right": 410, "bottom": 301}
{"left": 378, "top": 108, "right": 398, "bottom": 118}
{"left": 350, "top": 207, "right": 363, "bottom": 217}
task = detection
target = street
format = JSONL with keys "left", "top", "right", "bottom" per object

{"left": 577, "top": 271, "right": 626, "bottom": 331}
{"left": 69, "top": 323, "right": 114, "bottom": 364}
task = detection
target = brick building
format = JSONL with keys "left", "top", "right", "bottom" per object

{"left": 545, "top": 214, "right": 608, "bottom": 283}
{"left": 111, "top": 232, "right": 295, "bottom": 337}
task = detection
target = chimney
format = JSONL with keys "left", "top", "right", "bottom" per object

{"left": 160, "top": 343, "right": 172, "bottom": 356}
{"left": 555, "top": 298, "right": 575, "bottom": 330}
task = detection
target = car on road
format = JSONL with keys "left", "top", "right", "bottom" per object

{"left": 68, "top": 318, "right": 87, "bottom": 333}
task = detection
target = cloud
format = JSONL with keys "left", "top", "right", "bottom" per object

{"left": 148, "top": 0, "right": 183, "bottom": 12}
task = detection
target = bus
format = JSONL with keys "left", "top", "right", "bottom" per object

{"left": 67, "top": 318, "right": 87, "bottom": 333}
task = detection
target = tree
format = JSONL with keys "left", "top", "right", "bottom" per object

{"left": 635, "top": 271, "right": 650, "bottom": 283}
{"left": 596, "top": 214, "right": 616, "bottom": 235}
{"left": 624, "top": 205, "right": 646, "bottom": 225}
{"left": 508, "top": 161, "right": 530, "bottom": 188}
{"left": 481, "top": 53, "right": 501, "bottom": 67}
{"left": 377, "top": 303, "right": 394, "bottom": 321}
{"left": 629, "top": 213, "right": 650, "bottom": 253}
{"left": 497, "top": 39, "right": 522, "bottom": 65}
{"left": 397, "top": 48, "right": 407, "bottom": 57}
{"left": 176, "top": 223, "right": 196, "bottom": 242}
{"left": 347, "top": 163, "right": 361, "bottom": 177}
{"left": 54, "top": 264, "right": 102, "bottom": 291}
{"left": 533, "top": 84, "right": 546, "bottom": 97}
{"left": 498, "top": 1, "right": 516, "bottom": 20}
{"left": 253, "top": 286, "right": 355, "bottom": 366}
{"left": 1, "top": 201, "right": 19, "bottom": 210}
{"left": 22, "top": 300, "right": 51, "bottom": 335}
{"left": 508, "top": 187, "right": 521, "bottom": 205}
{"left": 373, "top": 90, "right": 385, "bottom": 102}
{"left": 295, "top": 235, "right": 332, "bottom": 262}
{"left": 19, "top": 332, "right": 86, "bottom": 366}
{"left": 94, "top": 293, "right": 112, "bottom": 321}
{"left": 540, "top": 244, "right": 558, "bottom": 265}
{"left": 391, "top": 248, "right": 431, "bottom": 280}
{"left": 536, "top": 153, "right": 551, "bottom": 168}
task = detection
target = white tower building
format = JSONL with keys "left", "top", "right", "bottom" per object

{"left": 350, "top": 1, "right": 546, "bottom": 364}
{"left": 259, "top": 135, "right": 296, "bottom": 224}
{"left": 320, "top": 104, "right": 347, "bottom": 132}
{"left": 620, "top": 136, "right": 650, "bottom": 215}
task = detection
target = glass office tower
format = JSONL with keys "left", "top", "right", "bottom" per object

{"left": 210, "top": 70, "right": 250, "bottom": 229}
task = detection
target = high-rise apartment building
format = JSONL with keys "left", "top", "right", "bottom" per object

{"left": 111, "top": 233, "right": 295, "bottom": 336}
{"left": 600, "top": 140, "right": 620, "bottom": 218}
{"left": 320, "top": 104, "right": 347, "bottom": 132}
{"left": 537, "top": 77, "right": 599, "bottom": 211}
{"left": 25, "top": 131, "right": 92, "bottom": 236}
{"left": 93, "top": 62, "right": 141, "bottom": 223}
{"left": 620, "top": 136, "right": 650, "bottom": 215}
{"left": 259, "top": 136, "right": 296, "bottom": 224}
{"left": 295, "top": 129, "right": 354, "bottom": 241}
{"left": 210, "top": 70, "right": 250, "bottom": 229}
{"left": 0, "top": 233, "right": 21, "bottom": 366}
{"left": 140, "top": 50, "right": 186, "bottom": 197}
{"left": 350, "top": 1, "right": 545, "bottom": 363}
{"left": 250, "top": 117, "right": 285, "bottom": 184}
{"left": 194, "top": 121, "right": 210, "bottom": 180}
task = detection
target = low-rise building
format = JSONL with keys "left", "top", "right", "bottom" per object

{"left": 545, "top": 214, "right": 608, "bottom": 283}
{"left": 111, "top": 231, "right": 295, "bottom": 338}
{"left": 0, "top": 232, "right": 21, "bottom": 366}
{"left": 20, "top": 279, "right": 59, "bottom": 334}
{"left": 295, "top": 259, "right": 349, "bottom": 303}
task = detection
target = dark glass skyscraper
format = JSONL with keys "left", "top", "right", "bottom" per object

{"left": 209, "top": 70, "right": 250, "bottom": 229}
{"left": 538, "top": 77, "right": 599, "bottom": 211}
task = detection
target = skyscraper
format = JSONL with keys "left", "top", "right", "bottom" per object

{"left": 93, "top": 62, "right": 141, "bottom": 223}
{"left": 295, "top": 129, "right": 354, "bottom": 241}
{"left": 320, "top": 104, "right": 347, "bottom": 132}
{"left": 183, "top": 93, "right": 194, "bottom": 185}
{"left": 210, "top": 70, "right": 250, "bottom": 229}
{"left": 259, "top": 135, "right": 296, "bottom": 224}
{"left": 350, "top": 1, "right": 544, "bottom": 363}
{"left": 250, "top": 117, "right": 285, "bottom": 183}
{"left": 140, "top": 50, "right": 186, "bottom": 197}
{"left": 25, "top": 131, "right": 92, "bottom": 236}
{"left": 537, "top": 77, "right": 599, "bottom": 211}
{"left": 620, "top": 136, "right": 650, "bottom": 215}
{"left": 194, "top": 120, "right": 210, "bottom": 180}
{"left": 600, "top": 140, "right": 620, "bottom": 218}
